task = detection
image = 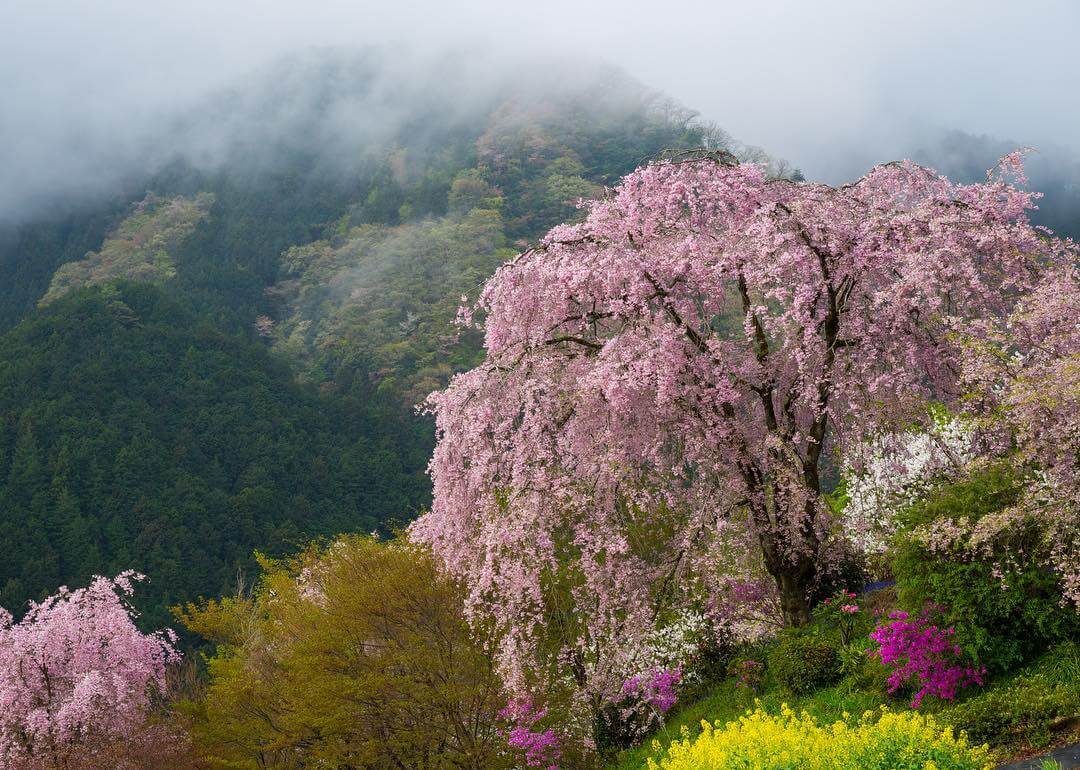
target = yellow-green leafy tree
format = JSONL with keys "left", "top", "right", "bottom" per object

{"left": 177, "top": 536, "right": 512, "bottom": 769}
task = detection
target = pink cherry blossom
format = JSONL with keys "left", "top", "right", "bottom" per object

{"left": 0, "top": 572, "right": 180, "bottom": 766}
{"left": 410, "top": 149, "right": 1071, "bottom": 705}
{"left": 959, "top": 265, "right": 1080, "bottom": 606}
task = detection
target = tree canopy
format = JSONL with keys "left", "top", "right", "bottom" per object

{"left": 178, "top": 536, "right": 512, "bottom": 769}
{"left": 411, "top": 150, "right": 1073, "bottom": 705}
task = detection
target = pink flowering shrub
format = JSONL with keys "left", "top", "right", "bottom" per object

{"left": 0, "top": 572, "right": 180, "bottom": 767}
{"left": 594, "top": 666, "right": 685, "bottom": 752}
{"left": 621, "top": 666, "right": 682, "bottom": 714}
{"left": 870, "top": 609, "right": 985, "bottom": 707}
{"left": 816, "top": 589, "right": 864, "bottom": 644}
{"left": 500, "top": 697, "right": 562, "bottom": 769}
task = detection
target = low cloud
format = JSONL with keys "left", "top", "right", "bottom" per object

{"left": 1, "top": 0, "right": 1078, "bottom": 223}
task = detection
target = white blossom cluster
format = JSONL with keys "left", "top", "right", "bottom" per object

{"left": 842, "top": 417, "right": 974, "bottom": 554}
{"left": 634, "top": 609, "right": 708, "bottom": 681}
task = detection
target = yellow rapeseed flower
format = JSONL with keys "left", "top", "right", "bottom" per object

{"left": 646, "top": 705, "right": 992, "bottom": 770}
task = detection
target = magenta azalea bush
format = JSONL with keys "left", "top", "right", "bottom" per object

{"left": 870, "top": 609, "right": 985, "bottom": 707}
{"left": 622, "top": 666, "right": 682, "bottom": 714}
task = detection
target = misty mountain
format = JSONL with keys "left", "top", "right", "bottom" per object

{"left": 0, "top": 49, "right": 717, "bottom": 327}
{"left": 0, "top": 49, "right": 722, "bottom": 621}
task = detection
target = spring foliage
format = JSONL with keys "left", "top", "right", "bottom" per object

{"left": 178, "top": 536, "right": 512, "bottom": 769}
{"left": 894, "top": 465, "right": 1080, "bottom": 673}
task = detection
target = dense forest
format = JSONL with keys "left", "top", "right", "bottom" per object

{"left": 0, "top": 283, "right": 424, "bottom": 628}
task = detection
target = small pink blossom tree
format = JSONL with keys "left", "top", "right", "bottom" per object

{"left": 0, "top": 572, "right": 180, "bottom": 767}
{"left": 411, "top": 150, "right": 1069, "bottom": 700}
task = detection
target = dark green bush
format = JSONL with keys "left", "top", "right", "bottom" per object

{"left": 682, "top": 633, "right": 737, "bottom": 700}
{"left": 893, "top": 465, "right": 1080, "bottom": 673}
{"left": 941, "top": 643, "right": 1080, "bottom": 749}
{"left": 946, "top": 683, "right": 1070, "bottom": 746}
{"left": 767, "top": 631, "right": 842, "bottom": 695}
{"left": 833, "top": 637, "right": 892, "bottom": 695}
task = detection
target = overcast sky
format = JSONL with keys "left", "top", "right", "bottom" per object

{"left": 2, "top": 0, "right": 1078, "bottom": 221}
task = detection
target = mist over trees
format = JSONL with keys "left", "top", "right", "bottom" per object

{"left": 909, "top": 128, "right": 1080, "bottom": 238}
{"left": 0, "top": 50, "right": 746, "bottom": 626}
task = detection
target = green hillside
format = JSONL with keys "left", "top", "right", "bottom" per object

{"left": 0, "top": 55, "right": 720, "bottom": 623}
{"left": 0, "top": 283, "right": 423, "bottom": 628}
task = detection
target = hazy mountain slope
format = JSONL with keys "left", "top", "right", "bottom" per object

{"left": 0, "top": 51, "right": 726, "bottom": 622}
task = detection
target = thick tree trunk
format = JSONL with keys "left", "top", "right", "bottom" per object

{"left": 756, "top": 508, "right": 818, "bottom": 627}
{"left": 774, "top": 562, "right": 814, "bottom": 627}
{"left": 757, "top": 526, "right": 817, "bottom": 627}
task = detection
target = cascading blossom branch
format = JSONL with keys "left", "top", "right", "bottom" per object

{"left": 0, "top": 572, "right": 180, "bottom": 766}
{"left": 410, "top": 148, "right": 1065, "bottom": 707}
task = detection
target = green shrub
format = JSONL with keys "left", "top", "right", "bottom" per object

{"left": 893, "top": 465, "right": 1080, "bottom": 673}
{"left": 767, "top": 632, "right": 842, "bottom": 695}
{"left": 941, "top": 642, "right": 1080, "bottom": 749}
{"left": 827, "top": 635, "right": 893, "bottom": 696}
{"left": 943, "top": 677, "right": 1077, "bottom": 748}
